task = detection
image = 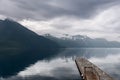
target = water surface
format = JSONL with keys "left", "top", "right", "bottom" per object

{"left": 4, "top": 48, "right": 120, "bottom": 80}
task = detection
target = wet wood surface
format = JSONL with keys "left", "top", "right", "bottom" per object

{"left": 75, "top": 58, "right": 114, "bottom": 80}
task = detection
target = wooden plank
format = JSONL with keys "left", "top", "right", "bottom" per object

{"left": 75, "top": 58, "right": 114, "bottom": 80}
{"left": 84, "top": 67, "right": 98, "bottom": 80}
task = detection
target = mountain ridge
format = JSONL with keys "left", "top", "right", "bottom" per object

{"left": 0, "top": 19, "right": 60, "bottom": 77}
{"left": 44, "top": 34, "right": 120, "bottom": 48}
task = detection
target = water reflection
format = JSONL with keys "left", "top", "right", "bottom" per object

{"left": 3, "top": 48, "right": 120, "bottom": 80}
{"left": 89, "top": 53, "right": 120, "bottom": 80}
{"left": 18, "top": 58, "right": 80, "bottom": 80}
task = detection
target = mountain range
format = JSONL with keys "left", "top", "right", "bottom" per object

{"left": 44, "top": 34, "right": 120, "bottom": 48}
{"left": 0, "top": 19, "right": 120, "bottom": 77}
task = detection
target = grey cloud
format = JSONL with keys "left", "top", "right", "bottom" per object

{"left": 0, "top": 0, "right": 119, "bottom": 20}
{"left": 4, "top": 75, "right": 58, "bottom": 80}
{"left": 4, "top": 67, "right": 80, "bottom": 80}
{"left": 51, "top": 23, "right": 72, "bottom": 29}
{"left": 4, "top": 75, "right": 81, "bottom": 80}
{"left": 51, "top": 67, "right": 79, "bottom": 79}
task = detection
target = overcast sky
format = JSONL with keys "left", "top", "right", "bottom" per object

{"left": 0, "top": 0, "right": 120, "bottom": 41}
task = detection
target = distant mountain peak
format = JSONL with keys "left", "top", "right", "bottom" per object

{"left": 44, "top": 33, "right": 120, "bottom": 48}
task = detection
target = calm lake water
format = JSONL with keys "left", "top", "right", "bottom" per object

{"left": 4, "top": 48, "right": 120, "bottom": 80}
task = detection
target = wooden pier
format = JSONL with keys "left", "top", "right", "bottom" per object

{"left": 75, "top": 58, "right": 114, "bottom": 80}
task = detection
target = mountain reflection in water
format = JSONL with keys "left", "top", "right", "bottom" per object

{"left": 3, "top": 48, "right": 120, "bottom": 80}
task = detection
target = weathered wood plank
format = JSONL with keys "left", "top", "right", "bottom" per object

{"left": 75, "top": 58, "right": 114, "bottom": 80}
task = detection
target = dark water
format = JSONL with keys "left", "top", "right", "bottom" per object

{"left": 3, "top": 48, "right": 120, "bottom": 80}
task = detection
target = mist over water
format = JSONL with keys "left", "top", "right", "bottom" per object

{"left": 2, "top": 48, "right": 120, "bottom": 80}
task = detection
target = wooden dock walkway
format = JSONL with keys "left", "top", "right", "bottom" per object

{"left": 75, "top": 58, "right": 114, "bottom": 80}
